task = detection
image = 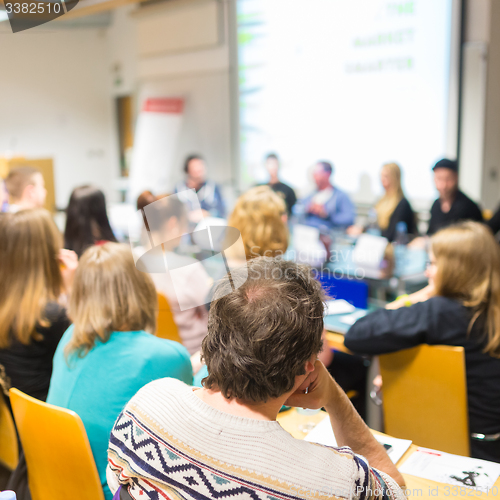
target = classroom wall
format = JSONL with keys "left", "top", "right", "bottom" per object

{"left": 132, "top": 0, "right": 233, "bottom": 193}
{"left": 460, "top": 0, "right": 500, "bottom": 210}
{"left": 0, "top": 23, "right": 120, "bottom": 208}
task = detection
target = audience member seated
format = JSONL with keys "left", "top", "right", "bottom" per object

{"left": 136, "top": 195, "right": 211, "bottom": 355}
{"left": 348, "top": 163, "right": 416, "bottom": 242}
{"left": 345, "top": 221, "right": 500, "bottom": 463}
{"left": 300, "top": 161, "right": 355, "bottom": 232}
{"left": 261, "top": 152, "right": 297, "bottom": 217}
{"left": 190, "top": 185, "right": 333, "bottom": 378}
{"left": 64, "top": 185, "right": 117, "bottom": 257}
{"left": 427, "top": 159, "right": 482, "bottom": 236}
{"left": 191, "top": 185, "right": 333, "bottom": 378}
{"left": 226, "top": 185, "right": 289, "bottom": 263}
{"left": 136, "top": 189, "right": 157, "bottom": 211}
{"left": 107, "top": 257, "right": 406, "bottom": 500}
{"left": 4, "top": 166, "right": 47, "bottom": 213}
{"left": 0, "top": 209, "right": 76, "bottom": 402}
{"left": 175, "top": 154, "right": 225, "bottom": 220}
{"left": 47, "top": 243, "right": 193, "bottom": 500}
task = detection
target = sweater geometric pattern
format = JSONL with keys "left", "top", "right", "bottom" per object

{"left": 107, "top": 379, "right": 405, "bottom": 500}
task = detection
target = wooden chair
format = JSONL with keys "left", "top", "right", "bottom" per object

{"left": 156, "top": 293, "right": 182, "bottom": 344}
{"left": 9, "top": 388, "right": 105, "bottom": 500}
{"left": 379, "top": 344, "right": 469, "bottom": 456}
{"left": 0, "top": 391, "right": 18, "bottom": 471}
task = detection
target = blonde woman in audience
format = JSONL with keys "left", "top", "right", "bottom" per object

{"left": 47, "top": 243, "right": 193, "bottom": 500}
{"left": 0, "top": 209, "right": 77, "bottom": 401}
{"left": 225, "top": 185, "right": 289, "bottom": 263}
{"left": 348, "top": 163, "right": 416, "bottom": 241}
{"left": 345, "top": 221, "right": 500, "bottom": 462}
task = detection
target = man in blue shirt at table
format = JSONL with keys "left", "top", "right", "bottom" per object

{"left": 301, "top": 161, "right": 355, "bottom": 231}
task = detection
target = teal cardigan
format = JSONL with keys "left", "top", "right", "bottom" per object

{"left": 47, "top": 326, "right": 193, "bottom": 500}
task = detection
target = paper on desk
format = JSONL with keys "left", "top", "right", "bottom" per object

{"left": 292, "top": 225, "right": 327, "bottom": 267}
{"left": 304, "top": 416, "right": 412, "bottom": 464}
{"left": 325, "top": 300, "right": 355, "bottom": 316}
{"left": 399, "top": 447, "right": 500, "bottom": 491}
{"left": 352, "top": 234, "right": 388, "bottom": 269}
{"left": 339, "top": 309, "right": 367, "bottom": 325}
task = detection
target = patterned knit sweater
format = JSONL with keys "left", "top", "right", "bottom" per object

{"left": 107, "top": 378, "right": 405, "bottom": 500}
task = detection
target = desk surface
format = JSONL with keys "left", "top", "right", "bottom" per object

{"left": 324, "top": 308, "right": 368, "bottom": 335}
{"left": 277, "top": 409, "right": 500, "bottom": 499}
{"left": 324, "top": 307, "right": 368, "bottom": 352}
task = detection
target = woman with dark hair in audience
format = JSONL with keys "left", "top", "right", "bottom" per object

{"left": 64, "top": 185, "right": 117, "bottom": 257}
{"left": 0, "top": 209, "right": 76, "bottom": 402}
{"left": 47, "top": 243, "right": 193, "bottom": 500}
{"left": 345, "top": 221, "right": 500, "bottom": 462}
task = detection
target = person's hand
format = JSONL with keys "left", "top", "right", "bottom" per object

{"left": 284, "top": 360, "right": 337, "bottom": 410}
{"left": 190, "top": 350, "right": 203, "bottom": 375}
{"left": 346, "top": 225, "right": 363, "bottom": 236}
{"left": 386, "top": 283, "right": 435, "bottom": 310}
{"left": 409, "top": 283, "right": 435, "bottom": 304}
{"left": 408, "top": 236, "right": 428, "bottom": 250}
{"left": 58, "top": 249, "right": 78, "bottom": 293}
{"left": 310, "top": 203, "right": 327, "bottom": 218}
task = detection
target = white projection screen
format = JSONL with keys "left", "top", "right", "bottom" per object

{"left": 234, "top": 0, "right": 462, "bottom": 206}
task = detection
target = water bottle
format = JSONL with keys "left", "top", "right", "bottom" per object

{"left": 0, "top": 491, "right": 17, "bottom": 500}
{"left": 366, "top": 208, "right": 381, "bottom": 236}
{"left": 394, "top": 221, "right": 409, "bottom": 246}
{"left": 393, "top": 221, "right": 408, "bottom": 276}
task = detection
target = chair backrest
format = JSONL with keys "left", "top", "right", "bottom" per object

{"left": 156, "top": 293, "right": 182, "bottom": 343}
{"left": 318, "top": 275, "right": 369, "bottom": 309}
{"left": 0, "top": 391, "right": 18, "bottom": 471}
{"left": 379, "top": 344, "right": 469, "bottom": 456}
{"left": 9, "top": 388, "right": 105, "bottom": 500}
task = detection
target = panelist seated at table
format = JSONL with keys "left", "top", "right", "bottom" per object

{"left": 299, "top": 161, "right": 355, "bottom": 231}
{"left": 344, "top": 221, "right": 500, "bottom": 464}
{"left": 175, "top": 154, "right": 226, "bottom": 220}
{"left": 107, "top": 258, "right": 406, "bottom": 500}
{"left": 348, "top": 163, "right": 417, "bottom": 242}
{"left": 427, "top": 159, "right": 483, "bottom": 236}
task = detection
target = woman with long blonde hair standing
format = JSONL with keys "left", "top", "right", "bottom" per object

{"left": 345, "top": 221, "right": 500, "bottom": 462}
{"left": 0, "top": 209, "right": 77, "bottom": 401}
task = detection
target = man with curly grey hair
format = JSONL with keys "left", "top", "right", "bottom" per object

{"left": 107, "top": 257, "right": 406, "bottom": 500}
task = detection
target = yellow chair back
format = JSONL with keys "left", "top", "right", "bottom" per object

{"left": 379, "top": 344, "right": 469, "bottom": 456}
{"left": 9, "top": 388, "right": 105, "bottom": 500}
{"left": 157, "top": 293, "right": 182, "bottom": 344}
{"left": 0, "top": 391, "right": 18, "bottom": 470}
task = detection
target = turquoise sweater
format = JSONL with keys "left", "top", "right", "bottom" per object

{"left": 47, "top": 326, "right": 193, "bottom": 500}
